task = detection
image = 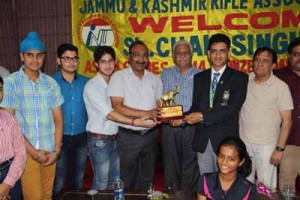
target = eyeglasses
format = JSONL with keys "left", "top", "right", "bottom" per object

{"left": 60, "top": 56, "right": 79, "bottom": 63}
{"left": 253, "top": 58, "right": 272, "bottom": 65}
{"left": 175, "top": 52, "right": 191, "bottom": 57}
{"left": 24, "top": 52, "right": 46, "bottom": 59}
{"left": 129, "top": 52, "right": 149, "bottom": 59}
{"left": 98, "top": 59, "right": 115, "bottom": 65}
{"left": 291, "top": 52, "right": 300, "bottom": 58}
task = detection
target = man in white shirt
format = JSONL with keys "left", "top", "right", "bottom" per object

{"left": 84, "top": 45, "right": 156, "bottom": 191}
{"left": 108, "top": 41, "right": 162, "bottom": 192}
{"left": 240, "top": 47, "right": 293, "bottom": 190}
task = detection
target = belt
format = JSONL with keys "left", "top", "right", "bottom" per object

{"left": 119, "top": 127, "right": 151, "bottom": 136}
{"left": 88, "top": 132, "right": 117, "bottom": 140}
{"left": 0, "top": 158, "right": 13, "bottom": 171}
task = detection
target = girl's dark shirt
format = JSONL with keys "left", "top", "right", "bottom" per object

{"left": 197, "top": 172, "right": 258, "bottom": 200}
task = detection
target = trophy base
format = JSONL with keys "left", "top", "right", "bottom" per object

{"left": 159, "top": 105, "right": 183, "bottom": 120}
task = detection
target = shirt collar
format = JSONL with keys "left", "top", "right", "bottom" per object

{"left": 57, "top": 69, "right": 78, "bottom": 82}
{"left": 19, "top": 65, "right": 43, "bottom": 82}
{"left": 96, "top": 72, "right": 108, "bottom": 87}
{"left": 214, "top": 173, "right": 240, "bottom": 191}
{"left": 212, "top": 65, "right": 227, "bottom": 76}
{"left": 175, "top": 66, "right": 195, "bottom": 77}
{"left": 249, "top": 72, "right": 275, "bottom": 85}
{"left": 128, "top": 65, "right": 149, "bottom": 78}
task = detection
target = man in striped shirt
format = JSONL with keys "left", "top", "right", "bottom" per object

{"left": 161, "top": 40, "right": 201, "bottom": 199}
{"left": 0, "top": 76, "right": 27, "bottom": 200}
{"left": 0, "top": 32, "right": 64, "bottom": 200}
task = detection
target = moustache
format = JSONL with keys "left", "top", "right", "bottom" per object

{"left": 135, "top": 61, "right": 147, "bottom": 65}
{"left": 177, "top": 58, "right": 189, "bottom": 61}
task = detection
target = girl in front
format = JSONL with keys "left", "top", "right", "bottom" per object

{"left": 197, "top": 136, "right": 258, "bottom": 200}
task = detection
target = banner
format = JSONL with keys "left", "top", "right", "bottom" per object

{"left": 72, "top": 0, "right": 300, "bottom": 77}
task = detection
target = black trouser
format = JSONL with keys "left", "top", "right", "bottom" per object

{"left": 54, "top": 132, "right": 87, "bottom": 194}
{"left": 0, "top": 158, "right": 23, "bottom": 200}
{"left": 162, "top": 124, "right": 199, "bottom": 200}
{"left": 117, "top": 127, "right": 158, "bottom": 192}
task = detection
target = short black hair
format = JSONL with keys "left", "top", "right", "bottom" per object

{"left": 128, "top": 40, "right": 148, "bottom": 54}
{"left": 208, "top": 33, "right": 231, "bottom": 50}
{"left": 253, "top": 47, "right": 277, "bottom": 64}
{"left": 217, "top": 136, "right": 252, "bottom": 178}
{"left": 0, "top": 76, "right": 3, "bottom": 85}
{"left": 57, "top": 44, "right": 78, "bottom": 57}
{"left": 93, "top": 46, "right": 116, "bottom": 62}
{"left": 288, "top": 37, "right": 300, "bottom": 54}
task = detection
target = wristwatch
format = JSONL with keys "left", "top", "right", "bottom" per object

{"left": 53, "top": 150, "right": 61, "bottom": 159}
{"left": 200, "top": 113, "right": 204, "bottom": 124}
{"left": 276, "top": 146, "right": 285, "bottom": 152}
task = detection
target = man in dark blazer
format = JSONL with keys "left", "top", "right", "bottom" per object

{"left": 172, "top": 33, "right": 248, "bottom": 174}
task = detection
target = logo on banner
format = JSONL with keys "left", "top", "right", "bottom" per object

{"left": 78, "top": 15, "right": 119, "bottom": 51}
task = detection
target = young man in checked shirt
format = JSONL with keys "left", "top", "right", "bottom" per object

{"left": 0, "top": 32, "right": 64, "bottom": 200}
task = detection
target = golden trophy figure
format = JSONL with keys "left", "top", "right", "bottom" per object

{"left": 159, "top": 85, "right": 183, "bottom": 121}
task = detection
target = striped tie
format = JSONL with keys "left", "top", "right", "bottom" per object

{"left": 210, "top": 72, "right": 220, "bottom": 107}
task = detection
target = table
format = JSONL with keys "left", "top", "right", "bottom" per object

{"left": 258, "top": 192, "right": 300, "bottom": 200}
{"left": 54, "top": 190, "right": 178, "bottom": 200}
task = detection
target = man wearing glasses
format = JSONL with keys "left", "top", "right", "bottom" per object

{"left": 108, "top": 41, "right": 162, "bottom": 192}
{"left": 161, "top": 40, "right": 201, "bottom": 199}
{"left": 84, "top": 45, "right": 156, "bottom": 191}
{"left": 0, "top": 31, "right": 64, "bottom": 200}
{"left": 52, "top": 44, "right": 89, "bottom": 195}
{"left": 240, "top": 47, "right": 293, "bottom": 191}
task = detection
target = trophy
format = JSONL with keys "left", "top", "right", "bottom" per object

{"left": 159, "top": 84, "right": 183, "bottom": 120}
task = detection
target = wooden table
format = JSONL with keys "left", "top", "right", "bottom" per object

{"left": 54, "top": 190, "right": 177, "bottom": 200}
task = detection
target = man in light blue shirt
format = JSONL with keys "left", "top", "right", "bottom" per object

{"left": 52, "top": 44, "right": 89, "bottom": 194}
{"left": 161, "top": 40, "right": 201, "bottom": 199}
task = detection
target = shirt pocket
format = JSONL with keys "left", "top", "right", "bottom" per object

{"left": 93, "top": 138, "right": 107, "bottom": 150}
{"left": 39, "top": 85, "right": 55, "bottom": 110}
{"left": 262, "top": 93, "right": 277, "bottom": 110}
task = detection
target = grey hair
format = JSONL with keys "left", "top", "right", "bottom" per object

{"left": 172, "top": 40, "right": 193, "bottom": 55}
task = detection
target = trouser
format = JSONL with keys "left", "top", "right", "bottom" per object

{"left": 53, "top": 132, "right": 87, "bottom": 194}
{"left": 197, "top": 140, "right": 218, "bottom": 175}
{"left": 21, "top": 155, "right": 56, "bottom": 200}
{"left": 245, "top": 142, "right": 277, "bottom": 191}
{"left": 88, "top": 134, "right": 119, "bottom": 190}
{"left": 279, "top": 145, "right": 300, "bottom": 192}
{"left": 0, "top": 158, "right": 23, "bottom": 200}
{"left": 162, "top": 124, "right": 199, "bottom": 200}
{"left": 117, "top": 127, "right": 158, "bottom": 192}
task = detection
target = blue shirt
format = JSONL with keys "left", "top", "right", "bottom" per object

{"left": 1, "top": 66, "right": 64, "bottom": 151}
{"left": 161, "top": 66, "right": 201, "bottom": 112}
{"left": 52, "top": 70, "right": 89, "bottom": 135}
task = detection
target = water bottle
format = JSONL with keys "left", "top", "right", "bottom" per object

{"left": 113, "top": 175, "right": 125, "bottom": 200}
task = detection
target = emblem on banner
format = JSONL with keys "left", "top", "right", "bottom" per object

{"left": 78, "top": 15, "right": 119, "bottom": 51}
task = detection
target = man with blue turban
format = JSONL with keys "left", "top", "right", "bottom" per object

{"left": 0, "top": 31, "right": 64, "bottom": 200}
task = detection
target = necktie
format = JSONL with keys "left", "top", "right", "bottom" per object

{"left": 210, "top": 72, "right": 220, "bottom": 107}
